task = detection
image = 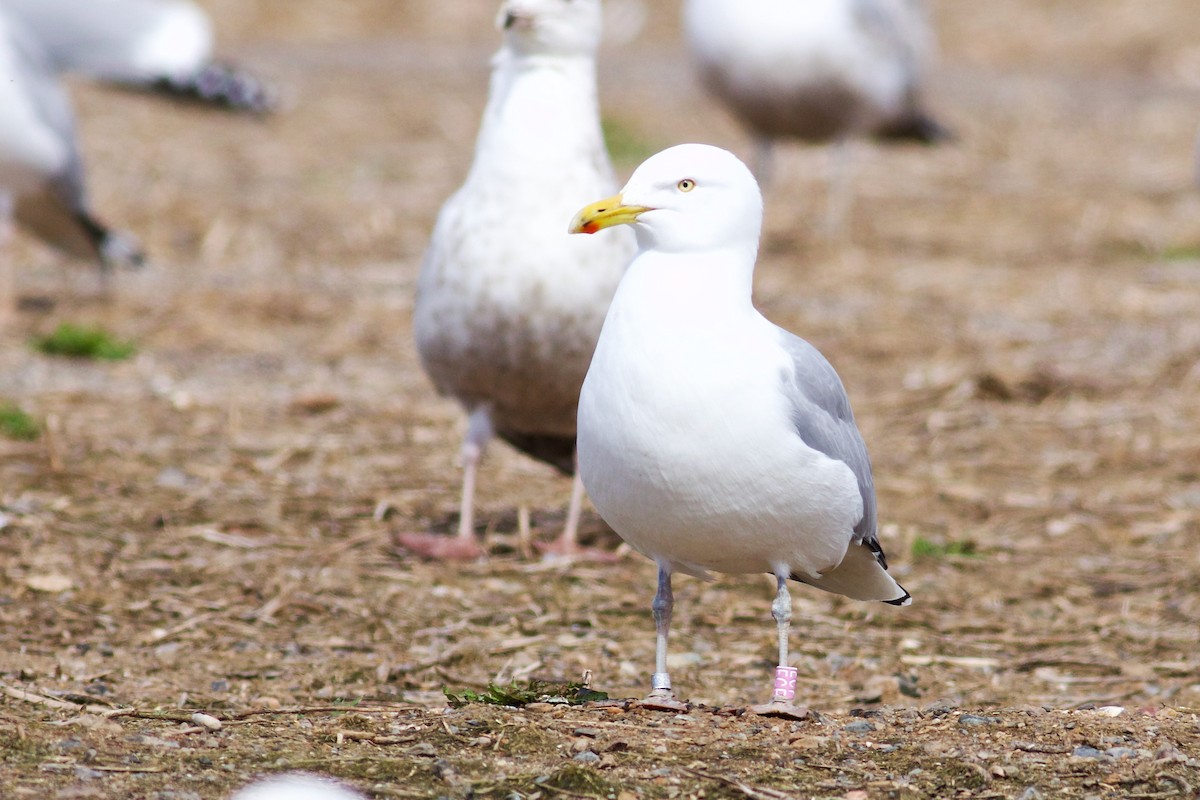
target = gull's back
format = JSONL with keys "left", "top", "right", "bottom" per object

{"left": 2, "top": 0, "right": 212, "bottom": 83}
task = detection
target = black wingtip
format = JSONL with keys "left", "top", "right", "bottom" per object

{"left": 877, "top": 112, "right": 954, "bottom": 146}
{"left": 149, "top": 62, "right": 278, "bottom": 115}
{"left": 884, "top": 588, "right": 912, "bottom": 607}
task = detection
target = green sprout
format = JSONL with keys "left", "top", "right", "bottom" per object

{"left": 33, "top": 324, "right": 136, "bottom": 361}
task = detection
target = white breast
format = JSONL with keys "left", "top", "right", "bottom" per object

{"left": 578, "top": 254, "right": 862, "bottom": 580}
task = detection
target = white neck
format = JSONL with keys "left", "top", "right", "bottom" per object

{"left": 469, "top": 49, "right": 602, "bottom": 180}
{"left": 619, "top": 243, "right": 760, "bottom": 324}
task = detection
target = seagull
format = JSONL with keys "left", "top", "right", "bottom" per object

{"left": 231, "top": 773, "right": 365, "bottom": 800}
{"left": 681, "top": 0, "right": 948, "bottom": 229}
{"left": 407, "top": 0, "right": 634, "bottom": 560}
{"left": 0, "top": 0, "right": 276, "bottom": 113}
{"left": 0, "top": 7, "right": 143, "bottom": 323}
{"left": 569, "top": 143, "right": 910, "bottom": 714}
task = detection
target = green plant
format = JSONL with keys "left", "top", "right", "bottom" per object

{"left": 0, "top": 403, "right": 39, "bottom": 441}
{"left": 33, "top": 324, "right": 136, "bottom": 360}
{"left": 443, "top": 678, "right": 607, "bottom": 709}
{"left": 911, "top": 537, "right": 978, "bottom": 559}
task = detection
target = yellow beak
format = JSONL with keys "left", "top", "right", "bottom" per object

{"left": 568, "top": 193, "right": 654, "bottom": 235}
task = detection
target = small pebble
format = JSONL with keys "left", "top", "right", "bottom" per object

{"left": 1071, "top": 746, "right": 1105, "bottom": 760}
{"left": 573, "top": 726, "right": 602, "bottom": 738}
{"left": 843, "top": 720, "right": 874, "bottom": 734}
{"left": 1104, "top": 747, "right": 1138, "bottom": 760}
{"left": 1095, "top": 705, "right": 1125, "bottom": 717}
{"left": 573, "top": 750, "right": 600, "bottom": 763}
{"left": 958, "top": 714, "right": 999, "bottom": 727}
{"left": 191, "top": 713, "right": 222, "bottom": 731}
{"left": 409, "top": 742, "right": 437, "bottom": 757}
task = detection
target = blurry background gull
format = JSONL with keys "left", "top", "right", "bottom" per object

{"left": 0, "top": 6, "right": 142, "bottom": 324}
{"left": 230, "top": 772, "right": 365, "bottom": 800}
{"left": 404, "top": 0, "right": 634, "bottom": 560}
{"left": 0, "top": 0, "right": 277, "bottom": 113}
{"left": 681, "top": 0, "right": 949, "bottom": 232}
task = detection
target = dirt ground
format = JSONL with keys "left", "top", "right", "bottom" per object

{"left": 3, "top": 0, "right": 1200, "bottom": 797}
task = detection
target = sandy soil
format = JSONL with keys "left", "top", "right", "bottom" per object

{"left": 2, "top": 1, "right": 1200, "bottom": 797}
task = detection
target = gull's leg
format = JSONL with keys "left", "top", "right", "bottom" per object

{"left": 0, "top": 194, "right": 15, "bottom": 328}
{"left": 395, "top": 406, "right": 491, "bottom": 560}
{"left": 753, "top": 137, "right": 775, "bottom": 186}
{"left": 556, "top": 468, "right": 586, "bottom": 552}
{"left": 456, "top": 406, "right": 494, "bottom": 542}
{"left": 749, "top": 571, "right": 809, "bottom": 719}
{"left": 770, "top": 574, "right": 795, "bottom": 700}
{"left": 539, "top": 452, "right": 618, "bottom": 561}
{"left": 823, "top": 137, "right": 858, "bottom": 239}
{"left": 641, "top": 565, "right": 688, "bottom": 711}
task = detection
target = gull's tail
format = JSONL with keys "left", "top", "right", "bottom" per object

{"left": 16, "top": 191, "right": 144, "bottom": 272}
{"left": 792, "top": 539, "right": 911, "bottom": 606}
{"left": 877, "top": 110, "right": 953, "bottom": 145}
{"left": 497, "top": 429, "right": 577, "bottom": 475}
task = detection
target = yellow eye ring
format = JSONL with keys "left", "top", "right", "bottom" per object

{"left": 677, "top": 178, "right": 696, "bottom": 192}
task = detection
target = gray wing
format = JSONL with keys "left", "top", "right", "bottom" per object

{"left": 1, "top": 0, "right": 276, "bottom": 112}
{"left": 776, "top": 328, "right": 878, "bottom": 547}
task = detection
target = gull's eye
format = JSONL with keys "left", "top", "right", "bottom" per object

{"left": 677, "top": 179, "right": 696, "bottom": 192}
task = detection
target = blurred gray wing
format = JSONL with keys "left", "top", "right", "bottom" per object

{"left": 777, "top": 329, "right": 878, "bottom": 546}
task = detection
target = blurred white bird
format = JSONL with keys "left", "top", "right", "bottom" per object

{"left": 231, "top": 773, "right": 365, "bottom": 800}
{"left": 682, "top": 0, "right": 948, "bottom": 230}
{"left": 406, "top": 0, "right": 634, "bottom": 560}
{"left": 0, "top": 0, "right": 276, "bottom": 113}
{"left": 570, "top": 144, "right": 909, "bottom": 713}
{"left": 0, "top": 7, "right": 142, "bottom": 322}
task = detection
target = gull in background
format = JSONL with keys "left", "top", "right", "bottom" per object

{"left": 0, "top": 7, "right": 142, "bottom": 323}
{"left": 406, "top": 0, "right": 634, "bottom": 560}
{"left": 682, "top": 0, "right": 949, "bottom": 231}
{"left": 0, "top": 0, "right": 276, "bottom": 113}
{"left": 570, "top": 143, "right": 909, "bottom": 714}
{"left": 231, "top": 773, "right": 365, "bottom": 800}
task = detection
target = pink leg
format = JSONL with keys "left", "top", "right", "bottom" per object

{"left": 455, "top": 407, "right": 493, "bottom": 541}
{"left": 0, "top": 194, "right": 15, "bottom": 327}
{"left": 395, "top": 407, "right": 491, "bottom": 561}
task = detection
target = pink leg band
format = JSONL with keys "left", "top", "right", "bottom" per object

{"left": 772, "top": 666, "right": 798, "bottom": 702}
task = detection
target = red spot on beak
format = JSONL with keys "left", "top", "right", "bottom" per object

{"left": 581, "top": 222, "right": 599, "bottom": 234}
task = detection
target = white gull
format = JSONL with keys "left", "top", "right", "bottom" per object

{"left": 407, "top": 0, "right": 634, "bottom": 560}
{"left": 569, "top": 143, "right": 909, "bottom": 713}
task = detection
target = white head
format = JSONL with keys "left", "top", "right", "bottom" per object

{"left": 497, "top": 0, "right": 603, "bottom": 58}
{"left": 568, "top": 144, "right": 763, "bottom": 253}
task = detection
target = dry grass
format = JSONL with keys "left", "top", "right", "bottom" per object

{"left": 2, "top": 0, "right": 1200, "bottom": 797}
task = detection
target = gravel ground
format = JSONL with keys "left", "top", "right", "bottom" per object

{"left": 2, "top": 1, "right": 1199, "bottom": 798}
